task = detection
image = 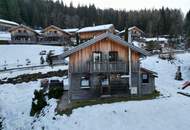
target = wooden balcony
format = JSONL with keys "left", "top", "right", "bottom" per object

{"left": 69, "top": 60, "right": 140, "bottom": 74}
{"left": 89, "top": 61, "right": 129, "bottom": 73}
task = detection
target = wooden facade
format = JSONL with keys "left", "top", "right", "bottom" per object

{"left": 58, "top": 33, "right": 156, "bottom": 100}
{"left": 9, "top": 25, "right": 38, "bottom": 44}
{"left": 69, "top": 39, "right": 140, "bottom": 74}
{"left": 40, "top": 25, "right": 72, "bottom": 46}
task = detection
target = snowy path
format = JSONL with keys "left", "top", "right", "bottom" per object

{"left": 1, "top": 53, "right": 190, "bottom": 130}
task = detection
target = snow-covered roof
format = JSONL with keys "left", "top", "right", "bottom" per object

{"left": 77, "top": 24, "right": 114, "bottom": 33}
{"left": 34, "top": 30, "right": 42, "bottom": 34}
{"left": 63, "top": 28, "right": 79, "bottom": 33}
{"left": 59, "top": 33, "right": 149, "bottom": 58}
{"left": 0, "top": 31, "right": 11, "bottom": 41}
{"left": 145, "top": 37, "right": 168, "bottom": 43}
{"left": 119, "top": 30, "right": 125, "bottom": 34}
{"left": 0, "top": 19, "right": 19, "bottom": 26}
{"left": 128, "top": 26, "right": 143, "bottom": 33}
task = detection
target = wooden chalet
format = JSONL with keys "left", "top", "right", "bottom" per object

{"left": 119, "top": 26, "right": 144, "bottom": 41}
{"left": 63, "top": 28, "right": 79, "bottom": 45}
{"left": 58, "top": 32, "right": 157, "bottom": 100}
{"left": 9, "top": 25, "right": 39, "bottom": 44}
{"left": 40, "top": 25, "right": 72, "bottom": 46}
{"left": 128, "top": 26, "right": 144, "bottom": 40}
{"left": 0, "top": 19, "right": 19, "bottom": 31}
{"left": 77, "top": 24, "right": 116, "bottom": 42}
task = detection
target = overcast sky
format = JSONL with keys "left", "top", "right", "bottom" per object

{"left": 61, "top": 0, "right": 189, "bottom": 15}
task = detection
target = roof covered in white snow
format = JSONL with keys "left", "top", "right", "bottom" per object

{"left": 0, "top": 31, "right": 11, "bottom": 41}
{"left": 63, "top": 28, "right": 79, "bottom": 33}
{"left": 0, "top": 19, "right": 19, "bottom": 26}
{"left": 145, "top": 37, "right": 168, "bottom": 43}
{"left": 77, "top": 24, "right": 114, "bottom": 33}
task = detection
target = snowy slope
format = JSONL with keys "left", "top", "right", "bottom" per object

{"left": 0, "top": 45, "right": 63, "bottom": 69}
{"left": 1, "top": 53, "right": 190, "bottom": 130}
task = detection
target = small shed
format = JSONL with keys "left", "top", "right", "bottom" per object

{"left": 140, "top": 67, "right": 158, "bottom": 95}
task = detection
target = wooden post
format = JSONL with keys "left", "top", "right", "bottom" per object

{"left": 128, "top": 30, "right": 132, "bottom": 89}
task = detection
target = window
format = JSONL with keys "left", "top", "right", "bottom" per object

{"left": 109, "top": 51, "right": 118, "bottom": 62}
{"left": 101, "top": 75, "right": 109, "bottom": 86}
{"left": 54, "top": 31, "right": 57, "bottom": 34}
{"left": 18, "top": 30, "right": 21, "bottom": 33}
{"left": 23, "top": 30, "right": 27, "bottom": 33}
{"left": 142, "top": 74, "right": 149, "bottom": 83}
{"left": 81, "top": 77, "right": 90, "bottom": 88}
{"left": 93, "top": 52, "right": 102, "bottom": 62}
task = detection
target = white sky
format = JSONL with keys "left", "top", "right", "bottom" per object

{"left": 60, "top": 0, "right": 189, "bottom": 15}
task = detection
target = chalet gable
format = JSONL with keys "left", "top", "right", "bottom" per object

{"left": 128, "top": 26, "right": 144, "bottom": 33}
{"left": 41, "top": 25, "right": 71, "bottom": 36}
{"left": 60, "top": 33, "right": 149, "bottom": 58}
{"left": 9, "top": 25, "right": 39, "bottom": 35}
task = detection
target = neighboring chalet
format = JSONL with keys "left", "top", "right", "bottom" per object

{"left": 0, "top": 19, "right": 19, "bottom": 31}
{"left": 77, "top": 24, "right": 115, "bottom": 42}
{"left": 40, "top": 25, "right": 72, "bottom": 46}
{"left": 119, "top": 26, "right": 144, "bottom": 41}
{"left": 9, "top": 25, "right": 39, "bottom": 44}
{"left": 63, "top": 28, "right": 79, "bottom": 44}
{"left": 57, "top": 33, "right": 157, "bottom": 100}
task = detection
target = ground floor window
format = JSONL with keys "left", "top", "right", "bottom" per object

{"left": 81, "top": 76, "right": 90, "bottom": 88}
{"left": 142, "top": 73, "right": 149, "bottom": 83}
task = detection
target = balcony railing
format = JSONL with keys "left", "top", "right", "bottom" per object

{"left": 69, "top": 59, "right": 140, "bottom": 74}
{"left": 89, "top": 61, "right": 129, "bottom": 73}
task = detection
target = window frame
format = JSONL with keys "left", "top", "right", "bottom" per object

{"left": 142, "top": 73, "right": 149, "bottom": 83}
{"left": 80, "top": 77, "right": 90, "bottom": 89}
{"left": 92, "top": 51, "right": 102, "bottom": 62}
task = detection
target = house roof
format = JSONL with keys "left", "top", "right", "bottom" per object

{"left": 63, "top": 28, "right": 79, "bottom": 33}
{"left": 59, "top": 33, "right": 150, "bottom": 58}
{"left": 8, "top": 24, "right": 39, "bottom": 35}
{"left": 141, "top": 67, "right": 158, "bottom": 77}
{"left": 0, "top": 19, "right": 19, "bottom": 26}
{"left": 128, "top": 26, "right": 144, "bottom": 33}
{"left": 77, "top": 24, "right": 114, "bottom": 33}
{"left": 41, "top": 25, "right": 71, "bottom": 36}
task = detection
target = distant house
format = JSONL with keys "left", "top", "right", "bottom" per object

{"left": 40, "top": 25, "right": 72, "bottom": 46}
{"left": 0, "top": 31, "right": 11, "bottom": 44}
{"left": 9, "top": 25, "right": 39, "bottom": 44}
{"left": 0, "top": 19, "right": 19, "bottom": 31}
{"left": 119, "top": 26, "right": 144, "bottom": 41}
{"left": 77, "top": 24, "right": 116, "bottom": 42}
{"left": 144, "top": 37, "right": 168, "bottom": 48}
{"left": 57, "top": 33, "right": 157, "bottom": 100}
{"left": 63, "top": 28, "right": 79, "bottom": 44}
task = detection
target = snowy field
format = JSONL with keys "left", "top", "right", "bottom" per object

{"left": 1, "top": 53, "right": 190, "bottom": 130}
{"left": 0, "top": 45, "right": 63, "bottom": 70}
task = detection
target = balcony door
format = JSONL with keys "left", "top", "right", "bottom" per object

{"left": 109, "top": 51, "right": 118, "bottom": 62}
{"left": 93, "top": 51, "right": 102, "bottom": 62}
{"left": 92, "top": 52, "right": 102, "bottom": 72}
{"left": 109, "top": 51, "right": 118, "bottom": 72}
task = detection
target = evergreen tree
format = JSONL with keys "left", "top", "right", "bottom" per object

{"left": 0, "top": 0, "right": 9, "bottom": 19}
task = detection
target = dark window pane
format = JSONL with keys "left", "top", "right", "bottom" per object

{"left": 142, "top": 74, "right": 149, "bottom": 83}
{"left": 109, "top": 51, "right": 118, "bottom": 62}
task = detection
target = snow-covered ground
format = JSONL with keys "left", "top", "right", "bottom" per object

{"left": 0, "top": 45, "right": 63, "bottom": 70}
{"left": 1, "top": 53, "right": 190, "bottom": 130}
